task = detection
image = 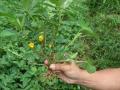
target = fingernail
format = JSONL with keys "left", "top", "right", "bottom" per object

{"left": 50, "top": 64, "right": 55, "bottom": 70}
{"left": 44, "top": 60, "right": 48, "bottom": 65}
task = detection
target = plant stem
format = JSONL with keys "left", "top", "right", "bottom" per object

{"left": 65, "top": 32, "right": 82, "bottom": 49}
{"left": 55, "top": 60, "right": 86, "bottom": 64}
{"left": 7, "top": 48, "right": 23, "bottom": 58}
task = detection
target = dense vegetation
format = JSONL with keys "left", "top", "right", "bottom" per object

{"left": 0, "top": 0, "right": 120, "bottom": 90}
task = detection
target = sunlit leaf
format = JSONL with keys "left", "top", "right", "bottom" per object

{"left": 0, "top": 30, "right": 16, "bottom": 37}
{"left": 86, "top": 64, "right": 96, "bottom": 73}
{"left": 49, "top": 0, "right": 72, "bottom": 8}
{"left": 69, "top": 52, "right": 78, "bottom": 59}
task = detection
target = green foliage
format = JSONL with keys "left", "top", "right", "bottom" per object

{"left": 0, "top": 0, "right": 120, "bottom": 90}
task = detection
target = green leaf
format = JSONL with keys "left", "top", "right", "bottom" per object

{"left": 103, "top": 0, "right": 106, "bottom": 3}
{"left": 69, "top": 52, "right": 78, "bottom": 59}
{"left": 0, "top": 12, "right": 15, "bottom": 21}
{"left": 21, "top": 78, "right": 31, "bottom": 88}
{"left": 22, "top": 0, "right": 38, "bottom": 11}
{"left": 63, "top": 0, "right": 73, "bottom": 9}
{"left": 79, "top": 20, "right": 96, "bottom": 36}
{"left": 86, "top": 64, "right": 96, "bottom": 73}
{"left": 81, "top": 61, "right": 96, "bottom": 73}
{"left": 0, "top": 30, "right": 16, "bottom": 37}
{"left": 22, "top": 0, "right": 32, "bottom": 10}
{"left": 49, "top": 0, "right": 72, "bottom": 8}
{"left": 55, "top": 52, "right": 65, "bottom": 60}
{"left": 31, "top": 0, "right": 38, "bottom": 9}
{"left": 49, "top": 0, "right": 64, "bottom": 6}
{"left": 0, "top": 12, "right": 14, "bottom": 18}
{"left": 0, "top": 12, "right": 21, "bottom": 28}
{"left": 31, "top": 66, "right": 37, "bottom": 73}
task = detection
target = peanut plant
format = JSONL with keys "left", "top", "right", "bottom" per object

{"left": 0, "top": 0, "right": 120, "bottom": 90}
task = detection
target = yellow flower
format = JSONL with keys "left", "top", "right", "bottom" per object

{"left": 49, "top": 44, "right": 52, "bottom": 48}
{"left": 38, "top": 35, "right": 44, "bottom": 42}
{"left": 28, "top": 42, "right": 35, "bottom": 49}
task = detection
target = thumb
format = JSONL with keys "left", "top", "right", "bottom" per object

{"left": 49, "top": 64, "right": 70, "bottom": 71}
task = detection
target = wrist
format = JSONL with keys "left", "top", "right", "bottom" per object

{"left": 77, "top": 69, "right": 93, "bottom": 85}
{"left": 77, "top": 70, "right": 100, "bottom": 89}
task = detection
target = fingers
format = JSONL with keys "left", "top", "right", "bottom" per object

{"left": 44, "top": 60, "right": 49, "bottom": 66}
{"left": 49, "top": 63, "right": 70, "bottom": 72}
{"left": 44, "top": 60, "right": 75, "bottom": 72}
{"left": 58, "top": 73, "right": 78, "bottom": 84}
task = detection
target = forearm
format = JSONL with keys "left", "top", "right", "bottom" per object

{"left": 78, "top": 68, "right": 120, "bottom": 90}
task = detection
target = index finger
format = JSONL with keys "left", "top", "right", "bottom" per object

{"left": 49, "top": 63, "right": 71, "bottom": 72}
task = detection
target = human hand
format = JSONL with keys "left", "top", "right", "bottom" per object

{"left": 44, "top": 60, "right": 87, "bottom": 84}
{"left": 44, "top": 60, "right": 120, "bottom": 90}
